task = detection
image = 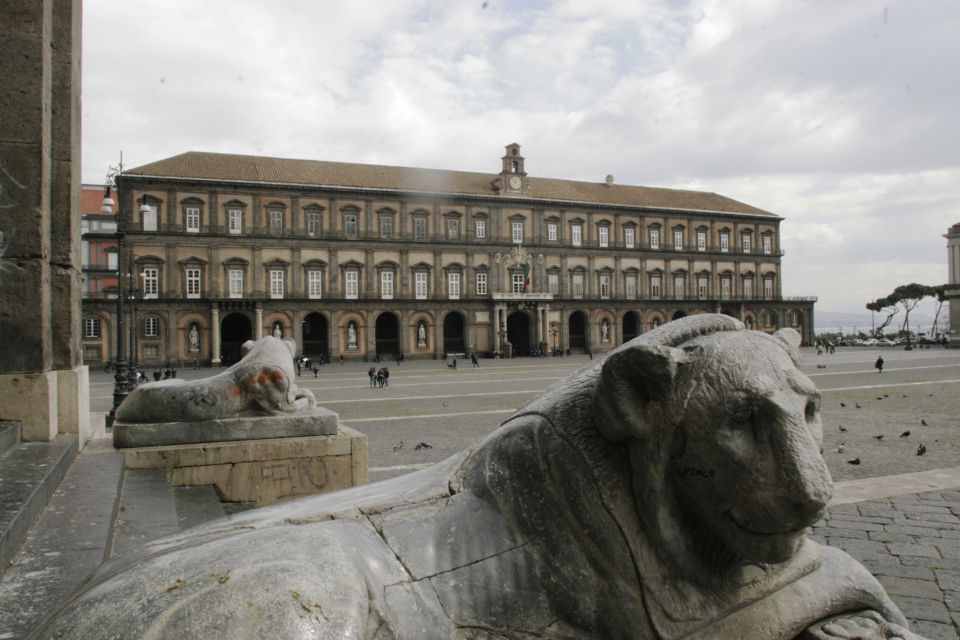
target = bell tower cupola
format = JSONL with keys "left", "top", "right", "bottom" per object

{"left": 499, "top": 143, "right": 527, "bottom": 194}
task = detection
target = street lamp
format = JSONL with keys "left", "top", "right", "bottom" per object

{"left": 102, "top": 158, "right": 129, "bottom": 423}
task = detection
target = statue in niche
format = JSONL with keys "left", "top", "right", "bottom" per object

{"left": 35, "top": 315, "right": 927, "bottom": 639}
{"left": 417, "top": 320, "right": 427, "bottom": 347}
{"left": 272, "top": 322, "right": 283, "bottom": 339}
{"left": 600, "top": 319, "right": 610, "bottom": 343}
{"left": 346, "top": 322, "right": 357, "bottom": 350}
{"left": 187, "top": 324, "right": 200, "bottom": 353}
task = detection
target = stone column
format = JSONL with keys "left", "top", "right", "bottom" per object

{"left": 536, "top": 306, "right": 543, "bottom": 345}
{"left": 0, "top": 0, "right": 89, "bottom": 442}
{"left": 211, "top": 305, "right": 221, "bottom": 365}
{"left": 255, "top": 304, "right": 263, "bottom": 340}
{"left": 493, "top": 306, "right": 501, "bottom": 353}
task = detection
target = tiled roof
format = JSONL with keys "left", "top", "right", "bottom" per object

{"left": 126, "top": 151, "right": 777, "bottom": 218}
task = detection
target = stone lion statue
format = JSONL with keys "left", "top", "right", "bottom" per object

{"left": 115, "top": 336, "right": 316, "bottom": 423}
{"left": 36, "top": 315, "right": 924, "bottom": 639}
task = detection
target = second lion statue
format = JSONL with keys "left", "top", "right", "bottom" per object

{"left": 35, "top": 315, "right": 925, "bottom": 639}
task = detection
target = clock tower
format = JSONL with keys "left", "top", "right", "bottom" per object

{"left": 499, "top": 143, "right": 526, "bottom": 194}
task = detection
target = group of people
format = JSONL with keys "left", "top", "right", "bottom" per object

{"left": 815, "top": 340, "right": 837, "bottom": 355}
{"left": 368, "top": 366, "right": 390, "bottom": 388}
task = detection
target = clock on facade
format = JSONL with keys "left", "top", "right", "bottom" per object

{"left": 509, "top": 176, "right": 522, "bottom": 190}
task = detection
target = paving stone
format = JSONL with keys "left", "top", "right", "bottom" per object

{"left": 874, "top": 564, "right": 935, "bottom": 581}
{"left": 818, "top": 526, "right": 869, "bottom": 540}
{"left": 938, "top": 545, "right": 960, "bottom": 560}
{"left": 878, "top": 575, "right": 945, "bottom": 600}
{"left": 897, "top": 503, "right": 956, "bottom": 516}
{"left": 890, "top": 520, "right": 946, "bottom": 533}
{"left": 826, "top": 514, "right": 894, "bottom": 525}
{"left": 935, "top": 570, "right": 960, "bottom": 592}
{"left": 892, "top": 595, "right": 953, "bottom": 624}
{"left": 827, "top": 518, "right": 886, "bottom": 532}
{"left": 887, "top": 542, "right": 942, "bottom": 559}
{"left": 903, "top": 512, "right": 960, "bottom": 525}
{"left": 854, "top": 552, "right": 905, "bottom": 575}
{"left": 869, "top": 530, "right": 920, "bottom": 544}
{"left": 942, "top": 589, "right": 960, "bottom": 611}
{"left": 826, "top": 537, "right": 891, "bottom": 557}
{"left": 827, "top": 504, "right": 860, "bottom": 516}
{"left": 908, "top": 619, "right": 960, "bottom": 640}
{"left": 901, "top": 556, "right": 960, "bottom": 571}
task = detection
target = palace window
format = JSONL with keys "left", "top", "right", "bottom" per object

{"left": 697, "top": 275, "right": 709, "bottom": 300}
{"left": 743, "top": 277, "right": 754, "bottom": 298}
{"left": 142, "top": 267, "right": 159, "bottom": 299}
{"left": 107, "top": 250, "right": 118, "bottom": 271}
{"left": 414, "top": 216, "right": 427, "bottom": 241}
{"left": 345, "top": 270, "right": 359, "bottom": 299}
{"left": 547, "top": 222, "right": 558, "bottom": 241}
{"left": 674, "top": 273, "right": 685, "bottom": 299}
{"left": 475, "top": 219, "right": 486, "bottom": 239}
{"left": 720, "top": 276, "right": 732, "bottom": 300}
{"left": 742, "top": 233, "right": 752, "bottom": 253}
{"left": 512, "top": 221, "right": 523, "bottom": 244}
{"left": 228, "top": 269, "right": 244, "bottom": 298}
{"left": 599, "top": 273, "right": 611, "bottom": 299}
{"left": 308, "top": 270, "right": 323, "bottom": 299}
{"left": 625, "top": 273, "right": 637, "bottom": 299}
{"left": 306, "top": 211, "right": 322, "bottom": 237}
{"left": 720, "top": 231, "right": 730, "bottom": 252}
{"left": 447, "top": 218, "right": 460, "bottom": 240}
{"left": 269, "top": 269, "right": 285, "bottom": 299}
{"left": 624, "top": 227, "right": 635, "bottom": 249}
{"left": 381, "top": 270, "right": 394, "bottom": 299}
{"left": 763, "top": 234, "right": 773, "bottom": 255}
{"left": 228, "top": 209, "right": 242, "bottom": 235}
{"left": 649, "top": 227, "right": 660, "bottom": 249}
{"left": 448, "top": 272, "right": 461, "bottom": 300}
{"left": 571, "top": 223, "right": 582, "bottom": 247}
{"left": 269, "top": 209, "right": 284, "bottom": 234}
{"left": 186, "top": 206, "right": 200, "bottom": 233}
{"left": 414, "top": 272, "right": 428, "bottom": 300}
{"left": 380, "top": 215, "right": 394, "bottom": 239}
{"left": 673, "top": 229, "right": 684, "bottom": 251}
{"left": 476, "top": 272, "right": 487, "bottom": 295}
{"left": 598, "top": 226, "right": 609, "bottom": 248}
{"left": 650, "top": 274, "right": 662, "bottom": 299}
{"left": 572, "top": 272, "right": 584, "bottom": 299}
{"left": 548, "top": 272, "right": 559, "bottom": 295}
{"left": 512, "top": 272, "right": 524, "bottom": 294}
{"left": 764, "top": 276, "right": 775, "bottom": 299}
{"left": 142, "top": 204, "right": 158, "bottom": 232}
{"left": 697, "top": 230, "right": 706, "bottom": 251}
{"left": 144, "top": 316, "right": 159, "bottom": 337}
{"left": 84, "top": 317, "right": 100, "bottom": 338}
{"left": 186, "top": 268, "right": 201, "bottom": 299}
{"left": 344, "top": 213, "right": 358, "bottom": 239}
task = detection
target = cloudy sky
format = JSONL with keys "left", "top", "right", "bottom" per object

{"left": 81, "top": 0, "right": 959, "bottom": 319}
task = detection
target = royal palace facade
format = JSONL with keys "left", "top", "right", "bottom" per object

{"left": 80, "top": 144, "right": 816, "bottom": 367}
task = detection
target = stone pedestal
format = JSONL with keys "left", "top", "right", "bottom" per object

{"left": 121, "top": 427, "right": 368, "bottom": 506}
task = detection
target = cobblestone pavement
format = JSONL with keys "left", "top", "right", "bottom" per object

{"left": 813, "top": 490, "right": 960, "bottom": 639}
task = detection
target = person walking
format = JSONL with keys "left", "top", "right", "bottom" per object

{"left": 875, "top": 355, "right": 884, "bottom": 374}
{"left": 368, "top": 366, "right": 376, "bottom": 388}
{"left": 382, "top": 366, "right": 390, "bottom": 388}
{"left": 471, "top": 352, "right": 479, "bottom": 367}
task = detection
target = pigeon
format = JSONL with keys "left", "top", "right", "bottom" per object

{"left": 900, "top": 431, "right": 910, "bottom": 438}
{"left": 837, "top": 443, "right": 845, "bottom": 453}
{"left": 873, "top": 435, "right": 884, "bottom": 440}
{"left": 839, "top": 425, "right": 848, "bottom": 432}
{"left": 847, "top": 458, "right": 861, "bottom": 465}
{"left": 442, "top": 401, "right": 447, "bottom": 407}
{"left": 921, "top": 419, "right": 928, "bottom": 426}
{"left": 917, "top": 444, "right": 927, "bottom": 456}
{"left": 902, "top": 394, "right": 908, "bottom": 398}
{"left": 876, "top": 397, "right": 883, "bottom": 401}
{"left": 392, "top": 440, "right": 404, "bottom": 451}
{"left": 855, "top": 403, "right": 862, "bottom": 409}
{"left": 884, "top": 394, "right": 889, "bottom": 398}
{"left": 840, "top": 402, "right": 847, "bottom": 407}
{"left": 414, "top": 442, "right": 433, "bottom": 450}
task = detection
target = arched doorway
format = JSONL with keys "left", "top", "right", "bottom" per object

{"left": 302, "top": 312, "right": 329, "bottom": 359}
{"left": 220, "top": 313, "right": 252, "bottom": 365}
{"left": 623, "top": 311, "right": 640, "bottom": 343}
{"left": 506, "top": 312, "right": 531, "bottom": 357}
{"left": 443, "top": 312, "right": 466, "bottom": 355}
{"left": 568, "top": 311, "right": 587, "bottom": 351}
{"left": 672, "top": 310, "right": 687, "bottom": 321}
{"left": 375, "top": 312, "right": 400, "bottom": 358}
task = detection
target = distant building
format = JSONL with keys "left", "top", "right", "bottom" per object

{"left": 945, "top": 221, "right": 960, "bottom": 347}
{"left": 80, "top": 144, "right": 816, "bottom": 366}
{"left": 79, "top": 185, "right": 119, "bottom": 364}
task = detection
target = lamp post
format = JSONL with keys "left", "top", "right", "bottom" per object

{"left": 127, "top": 271, "right": 139, "bottom": 384}
{"left": 102, "top": 159, "right": 129, "bottom": 422}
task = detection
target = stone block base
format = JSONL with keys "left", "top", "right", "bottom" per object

{"left": 112, "top": 408, "right": 339, "bottom": 448}
{"left": 121, "top": 427, "right": 368, "bottom": 506}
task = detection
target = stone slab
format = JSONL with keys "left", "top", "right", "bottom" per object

{"left": 0, "top": 421, "right": 19, "bottom": 456}
{"left": 122, "top": 428, "right": 369, "bottom": 507}
{"left": 110, "top": 469, "right": 180, "bottom": 558}
{"left": 56, "top": 365, "right": 90, "bottom": 448}
{"left": 833, "top": 468, "right": 960, "bottom": 505}
{"left": 0, "top": 371, "right": 57, "bottom": 441}
{"left": 112, "top": 407, "right": 339, "bottom": 448}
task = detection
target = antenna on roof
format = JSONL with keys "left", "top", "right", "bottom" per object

{"left": 605, "top": 174, "right": 614, "bottom": 187}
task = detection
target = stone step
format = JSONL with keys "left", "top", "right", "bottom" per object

{"left": 0, "top": 434, "right": 77, "bottom": 572}
{"left": 0, "top": 422, "right": 19, "bottom": 458}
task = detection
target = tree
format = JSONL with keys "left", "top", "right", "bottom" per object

{"left": 866, "top": 295, "right": 900, "bottom": 338}
{"left": 866, "top": 283, "right": 938, "bottom": 346}
{"left": 929, "top": 285, "right": 948, "bottom": 339}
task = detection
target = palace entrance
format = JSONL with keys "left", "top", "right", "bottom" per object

{"left": 220, "top": 313, "right": 252, "bottom": 365}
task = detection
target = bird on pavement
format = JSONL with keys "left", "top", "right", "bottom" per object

{"left": 839, "top": 425, "right": 848, "bottom": 432}
{"left": 917, "top": 444, "right": 927, "bottom": 456}
{"left": 900, "top": 431, "right": 910, "bottom": 438}
{"left": 414, "top": 442, "right": 433, "bottom": 450}
{"left": 873, "top": 435, "right": 884, "bottom": 440}
{"left": 847, "top": 458, "right": 861, "bottom": 465}
{"left": 392, "top": 440, "right": 404, "bottom": 451}
{"left": 921, "top": 419, "right": 928, "bottom": 426}
{"left": 855, "top": 403, "right": 862, "bottom": 409}
{"left": 837, "top": 443, "right": 845, "bottom": 453}
{"left": 840, "top": 402, "right": 847, "bottom": 407}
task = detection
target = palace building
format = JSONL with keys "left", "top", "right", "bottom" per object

{"left": 80, "top": 144, "right": 816, "bottom": 366}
